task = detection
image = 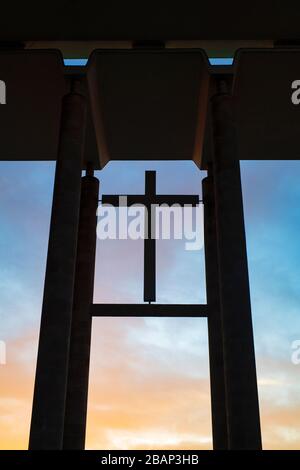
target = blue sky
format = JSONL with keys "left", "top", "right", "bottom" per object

{"left": 0, "top": 159, "right": 300, "bottom": 449}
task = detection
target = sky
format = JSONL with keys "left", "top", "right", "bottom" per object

{"left": 0, "top": 159, "right": 300, "bottom": 450}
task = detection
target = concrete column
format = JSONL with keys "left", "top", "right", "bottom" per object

{"left": 63, "top": 169, "right": 99, "bottom": 449}
{"left": 211, "top": 88, "right": 262, "bottom": 449}
{"left": 29, "top": 81, "right": 87, "bottom": 449}
{"left": 202, "top": 174, "right": 228, "bottom": 450}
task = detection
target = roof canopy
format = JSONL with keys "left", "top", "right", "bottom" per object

{"left": 0, "top": 2, "right": 298, "bottom": 42}
{"left": 1, "top": 48, "right": 300, "bottom": 169}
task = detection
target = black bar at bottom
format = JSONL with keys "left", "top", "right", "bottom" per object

{"left": 1, "top": 450, "right": 299, "bottom": 466}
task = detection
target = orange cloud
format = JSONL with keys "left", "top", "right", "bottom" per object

{"left": 2, "top": 321, "right": 300, "bottom": 450}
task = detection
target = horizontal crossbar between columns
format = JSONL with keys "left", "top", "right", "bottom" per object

{"left": 90, "top": 303, "right": 208, "bottom": 318}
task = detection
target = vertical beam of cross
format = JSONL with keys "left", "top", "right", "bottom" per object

{"left": 144, "top": 171, "right": 156, "bottom": 302}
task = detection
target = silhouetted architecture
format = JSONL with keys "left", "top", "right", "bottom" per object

{"left": 7, "top": 43, "right": 296, "bottom": 451}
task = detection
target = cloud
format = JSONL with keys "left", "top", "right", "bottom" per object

{"left": 87, "top": 317, "right": 212, "bottom": 449}
{"left": 1, "top": 160, "right": 300, "bottom": 450}
{"left": 2, "top": 320, "right": 300, "bottom": 450}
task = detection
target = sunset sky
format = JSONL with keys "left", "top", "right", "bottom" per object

{"left": 1, "top": 159, "right": 300, "bottom": 450}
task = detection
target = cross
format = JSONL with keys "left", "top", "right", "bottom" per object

{"left": 102, "top": 171, "right": 200, "bottom": 303}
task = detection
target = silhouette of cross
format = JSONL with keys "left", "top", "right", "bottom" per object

{"left": 102, "top": 171, "right": 199, "bottom": 302}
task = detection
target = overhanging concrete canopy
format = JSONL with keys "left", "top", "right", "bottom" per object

{"left": 87, "top": 49, "right": 210, "bottom": 167}
{"left": 0, "top": 50, "right": 65, "bottom": 161}
{"left": 233, "top": 48, "right": 300, "bottom": 160}
{"left": 0, "top": 50, "right": 99, "bottom": 168}
{"left": 3, "top": 47, "right": 300, "bottom": 169}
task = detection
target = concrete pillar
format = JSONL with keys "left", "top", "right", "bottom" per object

{"left": 211, "top": 88, "right": 262, "bottom": 449}
{"left": 63, "top": 169, "right": 99, "bottom": 449}
{"left": 29, "top": 81, "right": 87, "bottom": 449}
{"left": 202, "top": 174, "right": 228, "bottom": 450}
